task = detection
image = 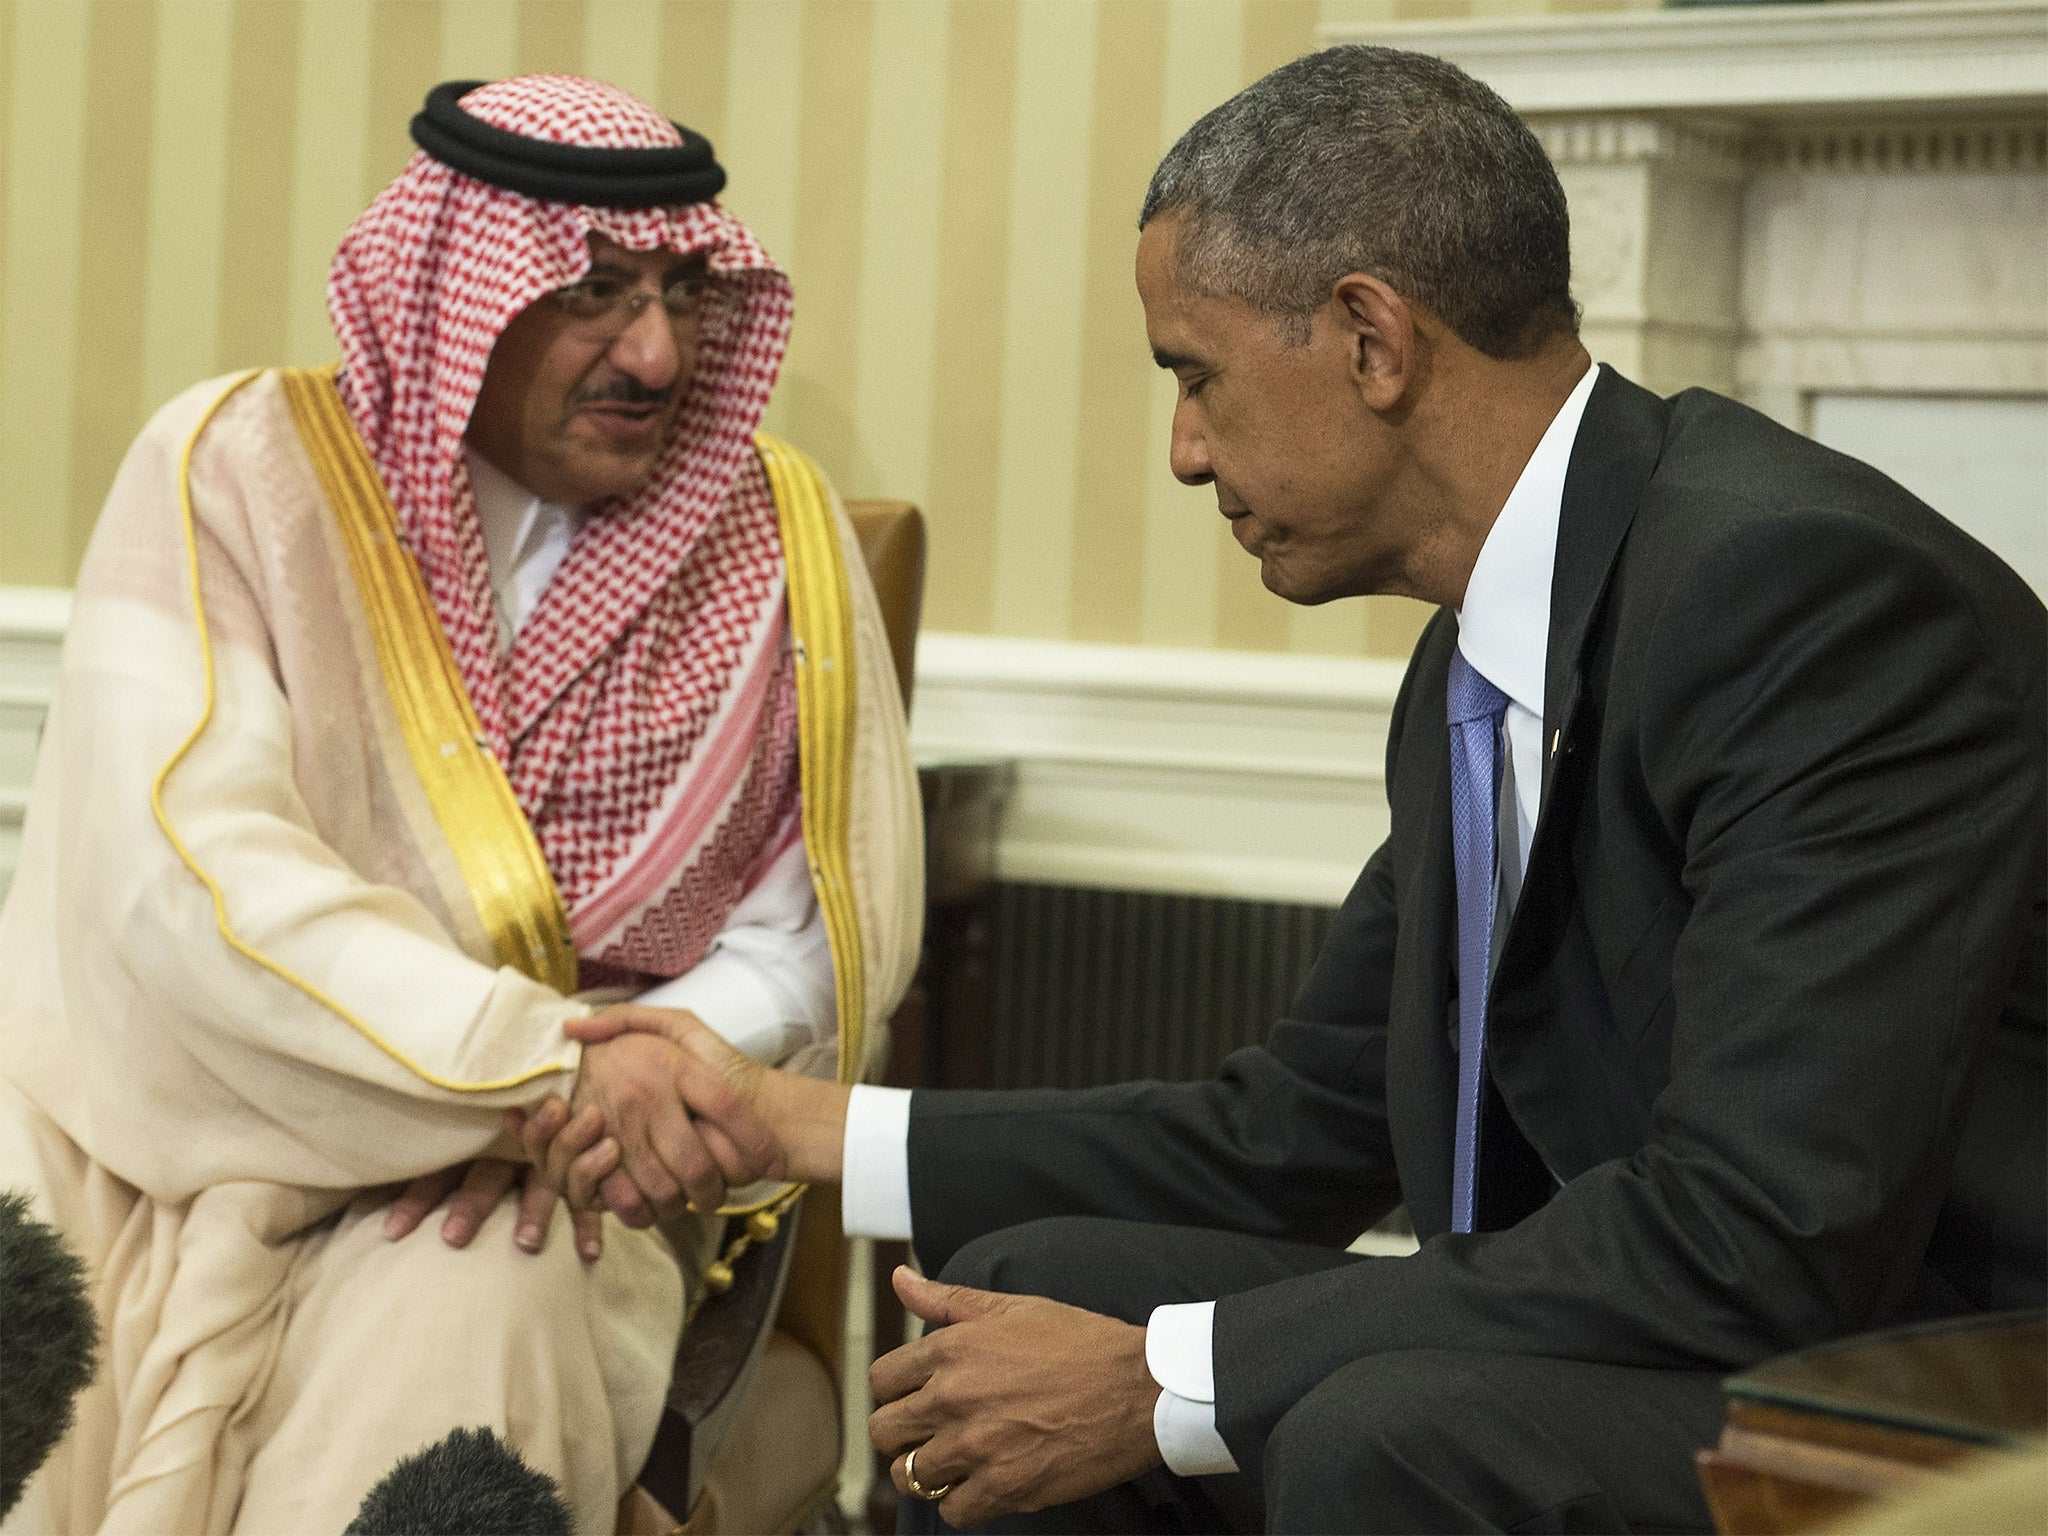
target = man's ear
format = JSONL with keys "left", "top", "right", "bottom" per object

{"left": 1330, "top": 273, "right": 1419, "bottom": 411}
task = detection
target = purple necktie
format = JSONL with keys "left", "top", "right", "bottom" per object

{"left": 1447, "top": 648, "right": 1509, "bottom": 1234}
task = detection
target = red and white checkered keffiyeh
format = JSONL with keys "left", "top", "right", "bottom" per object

{"left": 327, "top": 74, "right": 803, "bottom": 984}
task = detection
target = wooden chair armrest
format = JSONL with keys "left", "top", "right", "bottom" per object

{"left": 638, "top": 1206, "right": 804, "bottom": 1522}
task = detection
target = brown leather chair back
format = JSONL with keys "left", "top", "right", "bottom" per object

{"left": 845, "top": 500, "right": 926, "bottom": 712}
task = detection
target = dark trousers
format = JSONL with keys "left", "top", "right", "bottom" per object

{"left": 898, "top": 1217, "right": 1725, "bottom": 1534}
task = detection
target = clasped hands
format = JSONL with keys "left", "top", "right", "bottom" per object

{"left": 382, "top": 1005, "right": 1164, "bottom": 1523}
{"left": 383, "top": 1005, "right": 777, "bottom": 1262}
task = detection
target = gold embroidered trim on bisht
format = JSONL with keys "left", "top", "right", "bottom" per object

{"left": 754, "top": 432, "right": 865, "bottom": 1089}
{"left": 151, "top": 371, "right": 570, "bottom": 1091}
{"left": 279, "top": 365, "right": 579, "bottom": 996}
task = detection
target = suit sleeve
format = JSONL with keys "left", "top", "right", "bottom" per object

{"left": 1206, "top": 510, "right": 2045, "bottom": 1475}
{"left": 905, "top": 822, "right": 1407, "bottom": 1277}
{"left": 902, "top": 618, "right": 1458, "bottom": 1274}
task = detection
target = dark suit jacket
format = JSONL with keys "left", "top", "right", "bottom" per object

{"left": 905, "top": 368, "right": 2047, "bottom": 1474}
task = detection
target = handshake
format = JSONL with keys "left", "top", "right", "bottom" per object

{"left": 383, "top": 1004, "right": 812, "bottom": 1263}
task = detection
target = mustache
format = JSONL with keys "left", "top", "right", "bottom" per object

{"left": 570, "top": 375, "right": 675, "bottom": 409}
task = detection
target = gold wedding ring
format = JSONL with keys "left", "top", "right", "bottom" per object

{"left": 903, "top": 1446, "right": 951, "bottom": 1502}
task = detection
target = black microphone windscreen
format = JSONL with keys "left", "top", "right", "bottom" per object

{"left": 0, "top": 1189, "right": 100, "bottom": 1519}
{"left": 345, "top": 1426, "right": 572, "bottom": 1535}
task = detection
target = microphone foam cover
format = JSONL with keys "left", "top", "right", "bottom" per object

{"left": 345, "top": 1426, "right": 572, "bottom": 1535}
{"left": 0, "top": 1189, "right": 100, "bottom": 1519}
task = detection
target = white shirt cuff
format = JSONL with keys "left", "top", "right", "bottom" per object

{"left": 1153, "top": 1390, "right": 1236, "bottom": 1478}
{"left": 638, "top": 951, "right": 801, "bottom": 1064}
{"left": 839, "top": 1084, "right": 914, "bottom": 1240}
{"left": 1147, "top": 1301, "right": 1237, "bottom": 1476}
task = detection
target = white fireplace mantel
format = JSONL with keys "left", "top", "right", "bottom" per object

{"left": 1324, "top": 1, "right": 2048, "bottom": 118}
{"left": 1323, "top": 1, "right": 2048, "bottom": 421}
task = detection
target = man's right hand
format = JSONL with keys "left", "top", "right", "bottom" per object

{"left": 567, "top": 1005, "right": 854, "bottom": 1186}
{"left": 556, "top": 1021, "right": 787, "bottom": 1225}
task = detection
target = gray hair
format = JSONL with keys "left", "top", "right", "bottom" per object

{"left": 1140, "top": 46, "right": 1576, "bottom": 358}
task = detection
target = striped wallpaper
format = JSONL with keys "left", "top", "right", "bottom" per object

{"left": 0, "top": 0, "right": 1650, "bottom": 660}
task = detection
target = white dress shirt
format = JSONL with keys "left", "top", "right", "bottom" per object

{"left": 834, "top": 363, "right": 1599, "bottom": 1473}
{"left": 464, "top": 447, "right": 835, "bottom": 1064}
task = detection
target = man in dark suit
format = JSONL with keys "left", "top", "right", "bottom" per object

{"left": 579, "top": 44, "right": 2046, "bottom": 1533}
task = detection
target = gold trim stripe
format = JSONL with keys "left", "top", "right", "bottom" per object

{"left": 151, "top": 372, "right": 569, "bottom": 1093}
{"left": 755, "top": 432, "right": 866, "bottom": 1088}
{"left": 278, "top": 366, "right": 579, "bottom": 995}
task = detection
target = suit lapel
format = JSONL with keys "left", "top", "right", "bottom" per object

{"left": 1536, "top": 366, "right": 1670, "bottom": 812}
{"left": 1388, "top": 371, "right": 1673, "bottom": 1220}
{"left": 1487, "top": 366, "right": 1672, "bottom": 1175}
{"left": 1385, "top": 619, "right": 1460, "bottom": 1236}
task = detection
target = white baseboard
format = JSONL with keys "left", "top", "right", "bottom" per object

{"left": 912, "top": 633, "right": 1402, "bottom": 906}
{"left": 0, "top": 593, "right": 1405, "bottom": 909}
